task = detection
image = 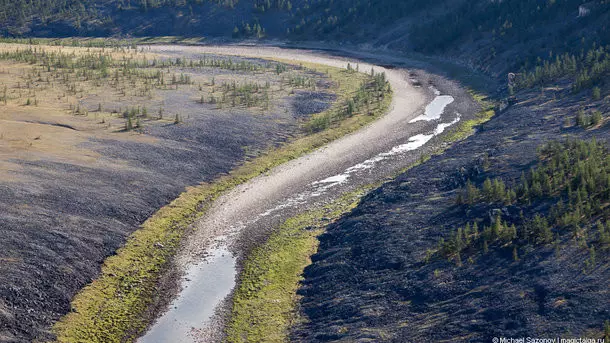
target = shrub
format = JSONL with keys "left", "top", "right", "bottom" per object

{"left": 592, "top": 87, "right": 601, "bottom": 100}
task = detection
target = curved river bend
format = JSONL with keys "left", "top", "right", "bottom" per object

{"left": 139, "top": 45, "right": 464, "bottom": 343}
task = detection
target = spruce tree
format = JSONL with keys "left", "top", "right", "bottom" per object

{"left": 483, "top": 178, "right": 493, "bottom": 200}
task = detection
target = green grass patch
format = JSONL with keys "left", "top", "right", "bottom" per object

{"left": 225, "top": 188, "right": 373, "bottom": 343}
{"left": 442, "top": 108, "right": 495, "bottom": 143}
{"left": 52, "top": 58, "right": 392, "bottom": 343}
{"left": 442, "top": 91, "right": 495, "bottom": 143}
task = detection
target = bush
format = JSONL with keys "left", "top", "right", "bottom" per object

{"left": 591, "top": 110, "right": 603, "bottom": 126}
{"left": 307, "top": 115, "right": 330, "bottom": 132}
{"left": 592, "top": 87, "right": 601, "bottom": 100}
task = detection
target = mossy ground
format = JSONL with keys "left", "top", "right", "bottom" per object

{"left": 442, "top": 91, "right": 495, "bottom": 143}
{"left": 51, "top": 56, "right": 392, "bottom": 343}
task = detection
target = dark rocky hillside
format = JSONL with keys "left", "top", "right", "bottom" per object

{"left": 2, "top": 0, "right": 609, "bottom": 82}
{"left": 2, "top": 1, "right": 609, "bottom": 70}
{"left": 294, "top": 74, "right": 610, "bottom": 342}
{"left": 2, "top": 0, "right": 608, "bottom": 100}
{"left": 0, "top": 0, "right": 296, "bottom": 37}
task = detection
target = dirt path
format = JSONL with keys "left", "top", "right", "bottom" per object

{"left": 139, "top": 45, "right": 478, "bottom": 343}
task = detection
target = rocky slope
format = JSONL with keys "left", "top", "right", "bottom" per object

{"left": 2, "top": 1, "right": 609, "bottom": 75}
{"left": 294, "top": 77, "right": 610, "bottom": 342}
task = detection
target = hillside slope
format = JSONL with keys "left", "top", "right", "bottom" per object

{"left": 2, "top": 1, "right": 609, "bottom": 77}
{"left": 294, "top": 75, "right": 610, "bottom": 342}
{"left": 0, "top": 0, "right": 294, "bottom": 37}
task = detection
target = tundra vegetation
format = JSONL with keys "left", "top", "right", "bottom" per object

{"left": 0, "top": 42, "right": 318, "bottom": 132}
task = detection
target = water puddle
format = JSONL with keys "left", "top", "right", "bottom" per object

{"left": 409, "top": 93, "right": 454, "bottom": 123}
{"left": 139, "top": 246, "right": 236, "bottom": 343}
{"left": 260, "top": 113, "right": 462, "bottom": 219}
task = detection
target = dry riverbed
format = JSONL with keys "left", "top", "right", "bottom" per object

{"left": 138, "top": 45, "right": 480, "bottom": 342}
